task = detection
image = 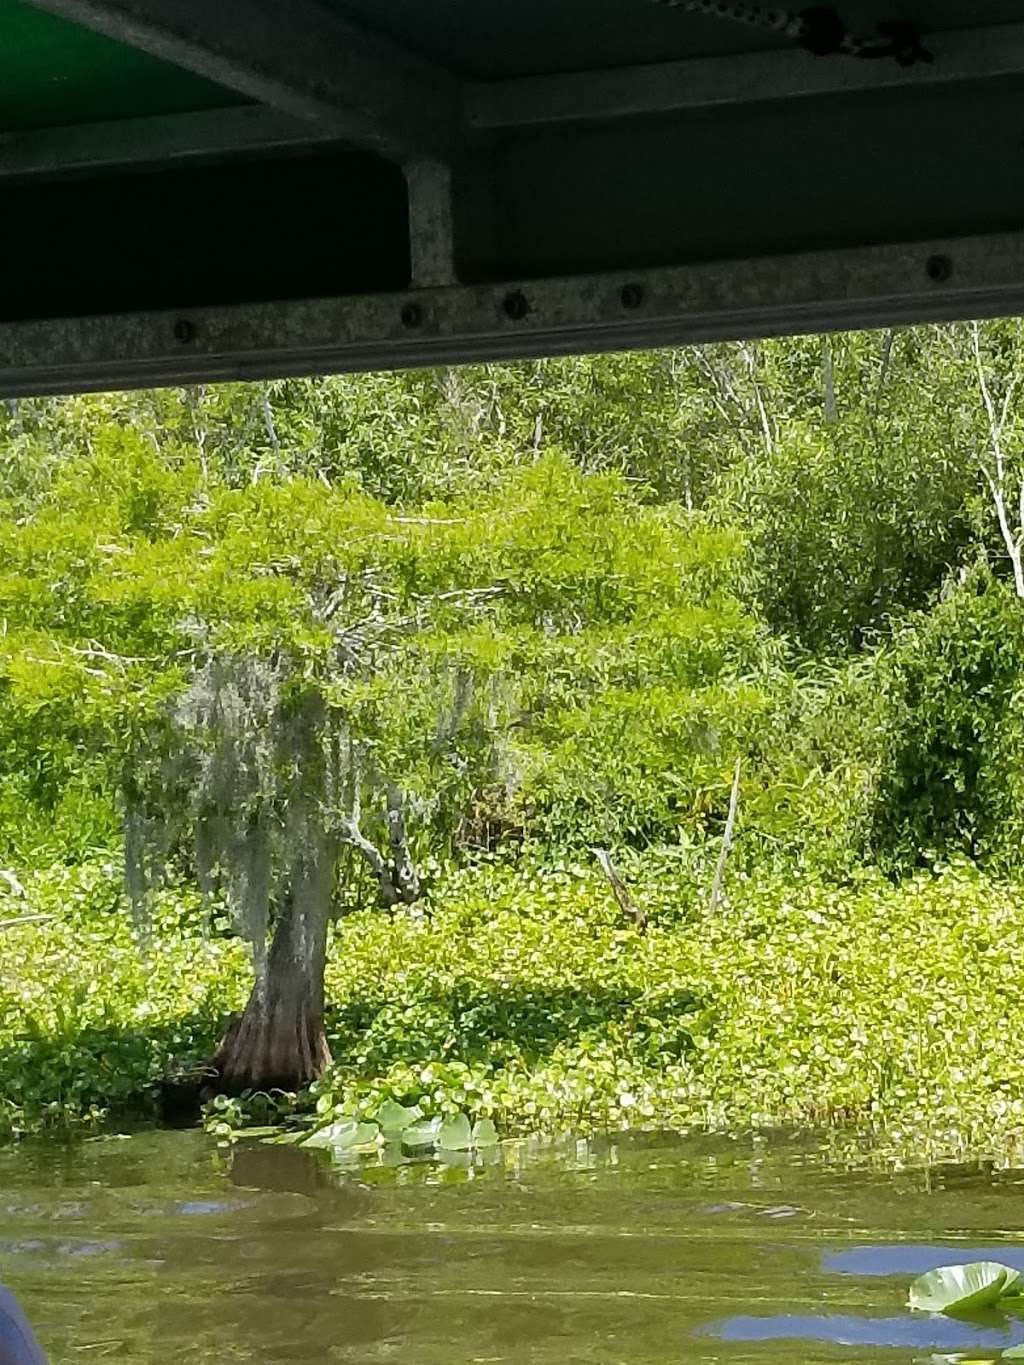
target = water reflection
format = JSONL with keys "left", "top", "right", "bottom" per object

{"left": 707, "top": 1312, "right": 1024, "bottom": 1350}
{"left": 5, "top": 1129, "right": 1024, "bottom": 1362}
{"left": 826, "top": 1246, "right": 1024, "bottom": 1277}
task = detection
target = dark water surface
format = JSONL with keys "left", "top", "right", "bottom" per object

{"left": 3, "top": 1128, "right": 1024, "bottom": 1362}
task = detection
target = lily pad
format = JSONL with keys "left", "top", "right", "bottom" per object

{"left": 439, "top": 1112, "right": 473, "bottom": 1151}
{"left": 909, "top": 1263, "right": 1023, "bottom": 1315}
{"left": 375, "top": 1099, "right": 423, "bottom": 1140}
{"left": 303, "top": 1119, "right": 379, "bottom": 1151}
{"left": 471, "top": 1118, "right": 499, "bottom": 1148}
{"left": 402, "top": 1116, "right": 443, "bottom": 1149}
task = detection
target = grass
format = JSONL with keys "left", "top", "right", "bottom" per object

{"left": 4, "top": 854, "right": 1024, "bottom": 1163}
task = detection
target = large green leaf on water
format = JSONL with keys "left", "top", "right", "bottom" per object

{"left": 909, "top": 1263, "right": 1023, "bottom": 1314}
{"left": 375, "top": 1100, "right": 423, "bottom": 1140}
{"left": 471, "top": 1118, "right": 499, "bottom": 1148}
{"left": 303, "top": 1120, "right": 379, "bottom": 1151}
{"left": 1003, "top": 1346, "right": 1024, "bottom": 1358}
{"left": 402, "top": 1116, "right": 443, "bottom": 1149}
{"left": 438, "top": 1112, "right": 473, "bottom": 1151}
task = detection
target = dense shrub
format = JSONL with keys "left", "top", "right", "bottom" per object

{"left": 870, "top": 570, "right": 1024, "bottom": 869}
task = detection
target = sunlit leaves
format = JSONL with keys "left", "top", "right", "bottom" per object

{"left": 909, "top": 1263, "right": 1023, "bottom": 1315}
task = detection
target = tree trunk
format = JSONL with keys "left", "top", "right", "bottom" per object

{"left": 212, "top": 833, "right": 334, "bottom": 1091}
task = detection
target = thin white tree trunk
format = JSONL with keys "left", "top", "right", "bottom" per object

{"left": 971, "top": 322, "right": 1024, "bottom": 599}
{"left": 708, "top": 759, "right": 741, "bottom": 915}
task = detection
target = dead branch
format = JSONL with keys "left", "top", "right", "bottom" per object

{"left": 593, "top": 848, "right": 647, "bottom": 931}
{"left": 339, "top": 787, "right": 420, "bottom": 910}
{"left": 339, "top": 816, "right": 401, "bottom": 907}
{"left": 708, "top": 758, "right": 742, "bottom": 916}
{"left": 0, "top": 869, "right": 26, "bottom": 898}
{"left": 386, "top": 784, "right": 420, "bottom": 904}
{"left": 821, "top": 335, "right": 837, "bottom": 423}
{"left": 971, "top": 322, "right": 1024, "bottom": 598}
{"left": 0, "top": 914, "right": 54, "bottom": 931}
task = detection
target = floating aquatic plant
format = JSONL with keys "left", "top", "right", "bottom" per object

{"left": 292, "top": 1103, "right": 500, "bottom": 1164}
{"left": 909, "top": 1262, "right": 1023, "bottom": 1315}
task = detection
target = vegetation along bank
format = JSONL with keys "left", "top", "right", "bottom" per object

{"left": 3, "top": 322, "right": 1024, "bottom": 1159}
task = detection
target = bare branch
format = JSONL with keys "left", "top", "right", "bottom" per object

{"left": 739, "top": 343, "right": 775, "bottom": 454}
{"left": 708, "top": 759, "right": 741, "bottom": 916}
{"left": 386, "top": 516, "right": 467, "bottom": 526}
{"left": 999, "top": 371, "right": 1021, "bottom": 436}
{"left": 338, "top": 815, "right": 401, "bottom": 907}
{"left": 593, "top": 848, "right": 647, "bottom": 931}
{"left": 0, "top": 869, "right": 26, "bottom": 898}
{"left": 338, "top": 780, "right": 420, "bottom": 910}
{"left": 386, "top": 784, "right": 420, "bottom": 904}
{"left": 694, "top": 355, "right": 735, "bottom": 428}
{"left": 0, "top": 913, "right": 54, "bottom": 931}
{"left": 259, "top": 389, "right": 280, "bottom": 455}
{"left": 868, "top": 328, "right": 895, "bottom": 457}
{"left": 821, "top": 335, "right": 837, "bottom": 424}
{"left": 972, "top": 321, "right": 1005, "bottom": 481}
{"left": 971, "top": 321, "right": 1024, "bottom": 598}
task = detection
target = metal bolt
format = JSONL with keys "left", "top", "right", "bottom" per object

{"left": 400, "top": 301, "right": 424, "bottom": 329}
{"left": 173, "top": 318, "right": 196, "bottom": 344}
{"left": 925, "top": 254, "right": 953, "bottom": 283}
{"left": 501, "top": 290, "right": 530, "bottom": 321}
{"left": 620, "top": 283, "right": 644, "bottom": 310}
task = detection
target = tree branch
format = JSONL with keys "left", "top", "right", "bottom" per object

{"left": 338, "top": 815, "right": 401, "bottom": 907}
{"left": 972, "top": 321, "right": 1024, "bottom": 598}
{"left": 708, "top": 758, "right": 741, "bottom": 916}
{"left": 593, "top": 848, "right": 647, "bottom": 931}
{"left": 386, "top": 784, "right": 420, "bottom": 904}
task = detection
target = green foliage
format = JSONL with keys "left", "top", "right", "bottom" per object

{"left": 908, "top": 1263, "right": 1023, "bottom": 1315}
{"left": 13, "top": 855, "right": 1024, "bottom": 1165}
{"left": 710, "top": 331, "right": 976, "bottom": 652}
{"left": 8, "top": 322, "right": 1024, "bottom": 1158}
{"left": 0, "top": 861, "right": 247, "bottom": 1139}
{"left": 0, "top": 444, "right": 774, "bottom": 875}
{"left": 870, "top": 570, "right": 1024, "bottom": 869}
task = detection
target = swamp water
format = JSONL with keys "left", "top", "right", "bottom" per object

{"left": 3, "top": 1128, "right": 1024, "bottom": 1362}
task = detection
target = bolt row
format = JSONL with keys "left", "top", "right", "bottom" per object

{"left": 169, "top": 256, "right": 958, "bottom": 344}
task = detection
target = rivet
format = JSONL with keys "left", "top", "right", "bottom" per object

{"left": 620, "top": 283, "right": 644, "bottom": 310}
{"left": 501, "top": 290, "right": 530, "bottom": 321}
{"left": 926, "top": 254, "right": 953, "bottom": 283}
{"left": 173, "top": 318, "right": 196, "bottom": 344}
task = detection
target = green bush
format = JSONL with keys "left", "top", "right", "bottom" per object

{"left": 870, "top": 570, "right": 1024, "bottom": 869}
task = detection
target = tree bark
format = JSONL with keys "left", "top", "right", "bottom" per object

{"left": 212, "top": 841, "right": 334, "bottom": 1092}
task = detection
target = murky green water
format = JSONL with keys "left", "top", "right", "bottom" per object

{"left": 3, "top": 1129, "right": 1024, "bottom": 1362}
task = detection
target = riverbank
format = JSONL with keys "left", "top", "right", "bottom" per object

{"left": 4, "top": 857, "right": 1024, "bottom": 1162}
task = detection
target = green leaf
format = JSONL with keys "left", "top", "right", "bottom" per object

{"left": 439, "top": 1112, "right": 472, "bottom": 1151}
{"left": 303, "top": 1120, "right": 379, "bottom": 1151}
{"left": 402, "top": 1116, "right": 443, "bottom": 1149}
{"left": 909, "top": 1263, "right": 1023, "bottom": 1315}
{"left": 374, "top": 1099, "right": 423, "bottom": 1140}
{"left": 471, "top": 1118, "right": 499, "bottom": 1148}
